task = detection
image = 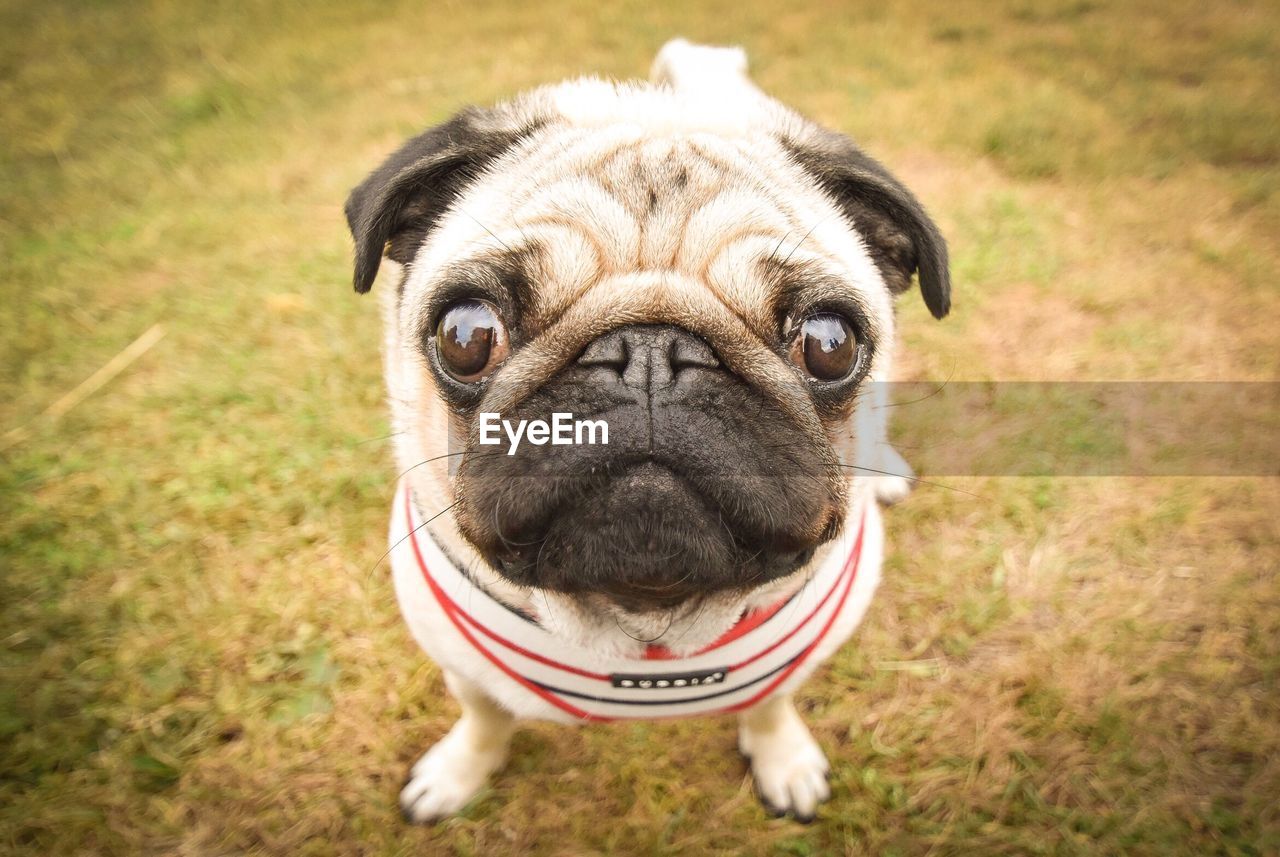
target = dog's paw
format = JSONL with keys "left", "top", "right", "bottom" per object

{"left": 873, "top": 474, "right": 913, "bottom": 506}
{"left": 398, "top": 727, "right": 504, "bottom": 824}
{"left": 872, "top": 446, "right": 914, "bottom": 506}
{"left": 739, "top": 716, "right": 831, "bottom": 821}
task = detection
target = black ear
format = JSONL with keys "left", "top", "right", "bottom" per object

{"left": 782, "top": 130, "right": 951, "bottom": 319}
{"left": 344, "top": 107, "right": 543, "bottom": 293}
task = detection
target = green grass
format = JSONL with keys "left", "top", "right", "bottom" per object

{"left": 2, "top": 0, "right": 1278, "bottom": 853}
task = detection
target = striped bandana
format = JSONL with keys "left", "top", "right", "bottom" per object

{"left": 393, "top": 479, "right": 868, "bottom": 722}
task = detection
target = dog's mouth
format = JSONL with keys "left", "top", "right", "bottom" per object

{"left": 475, "top": 459, "right": 827, "bottom": 612}
{"left": 602, "top": 574, "right": 708, "bottom": 613}
{"left": 584, "top": 587, "right": 713, "bottom": 632}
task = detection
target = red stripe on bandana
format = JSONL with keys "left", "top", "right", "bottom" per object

{"left": 642, "top": 595, "right": 793, "bottom": 660}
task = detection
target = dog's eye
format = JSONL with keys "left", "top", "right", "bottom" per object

{"left": 789, "top": 313, "right": 861, "bottom": 381}
{"left": 435, "top": 300, "right": 510, "bottom": 382}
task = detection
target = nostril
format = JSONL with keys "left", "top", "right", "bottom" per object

{"left": 669, "top": 334, "right": 719, "bottom": 371}
{"left": 577, "top": 332, "right": 629, "bottom": 371}
{"left": 577, "top": 325, "right": 721, "bottom": 385}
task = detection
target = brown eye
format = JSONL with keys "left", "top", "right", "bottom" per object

{"left": 435, "top": 300, "right": 509, "bottom": 382}
{"left": 789, "top": 313, "right": 860, "bottom": 381}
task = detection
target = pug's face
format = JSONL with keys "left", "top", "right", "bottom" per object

{"left": 347, "top": 80, "right": 948, "bottom": 649}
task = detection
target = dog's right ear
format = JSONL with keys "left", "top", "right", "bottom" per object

{"left": 344, "top": 107, "right": 543, "bottom": 293}
{"left": 781, "top": 127, "right": 952, "bottom": 320}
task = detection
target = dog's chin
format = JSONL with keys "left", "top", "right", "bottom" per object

{"left": 477, "top": 461, "right": 825, "bottom": 612}
{"left": 531, "top": 585, "right": 773, "bottom": 658}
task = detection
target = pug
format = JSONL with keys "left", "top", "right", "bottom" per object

{"left": 345, "top": 39, "right": 949, "bottom": 823}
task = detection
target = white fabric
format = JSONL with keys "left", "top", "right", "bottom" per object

{"left": 389, "top": 479, "right": 883, "bottom": 722}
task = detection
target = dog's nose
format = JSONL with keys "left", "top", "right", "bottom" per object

{"left": 577, "top": 325, "right": 720, "bottom": 391}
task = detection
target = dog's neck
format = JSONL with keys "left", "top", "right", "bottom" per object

{"left": 394, "top": 476, "right": 873, "bottom": 722}
{"left": 403, "top": 477, "right": 864, "bottom": 659}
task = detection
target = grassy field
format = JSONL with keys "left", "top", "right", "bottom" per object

{"left": 2, "top": 0, "right": 1277, "bottom": 854}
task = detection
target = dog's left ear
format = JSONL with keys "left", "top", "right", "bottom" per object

{"left": 783, "top": 130, "right": 951, "bottom": 319}
{"left": 344, "top": 106, "right": 543, "bottom": 293}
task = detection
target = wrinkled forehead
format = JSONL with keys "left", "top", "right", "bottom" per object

{"left": 402, "top": 126, "right": 893, "bottom": 342}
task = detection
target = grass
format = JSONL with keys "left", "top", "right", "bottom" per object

{"left": 1, "top": 0, "right": 1277, "bottom": 853}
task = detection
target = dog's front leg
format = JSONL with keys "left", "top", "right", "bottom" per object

{"left": 399, "top": 670, "right": 517, "bottom": 823}
{"left": 738, "top": 694, "right": 831, "bottom": 821}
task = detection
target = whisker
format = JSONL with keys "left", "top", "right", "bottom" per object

{"left": 491, "top": 490, "right": 544, "bottom": 550}
{"left": 367, "top": 500, "right": 458, "bottom": 585}
{"left": 665, "top": 595, "right": 713, "bottom": 646}
{"left": 873, "top": 359, "right": 957, "bottom": 410}
{"left": 459, "top": 208, "right": 512, "bottom": 252}
{"left": 394, "top": 449, "right": 505, "bottom": 483}
{"left": 780, "top": 215, "right": 832, "bottom": 267}
{"left": 875, "top": 439, "right": 931, "bottom": 450}
{"left": 836, "top": 463, "right": 983, "bottom": 499}
{"left": 351, "top": 430, "right": 406, "bottom": 446}
{"left": 626, "top": 564, "right": 700, "bottom": 592}
{"left": 368, "top": 448, "right": 507, "bottom": 584}
{"left": 769, "top": 229, "right": 792, "bottom": 263}
{"left": 614, "top": 610, "right": 676, "bottom": 644}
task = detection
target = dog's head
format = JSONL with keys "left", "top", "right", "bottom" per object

{"left": 347, "top": 56, "right": 949, "bottom": 651}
